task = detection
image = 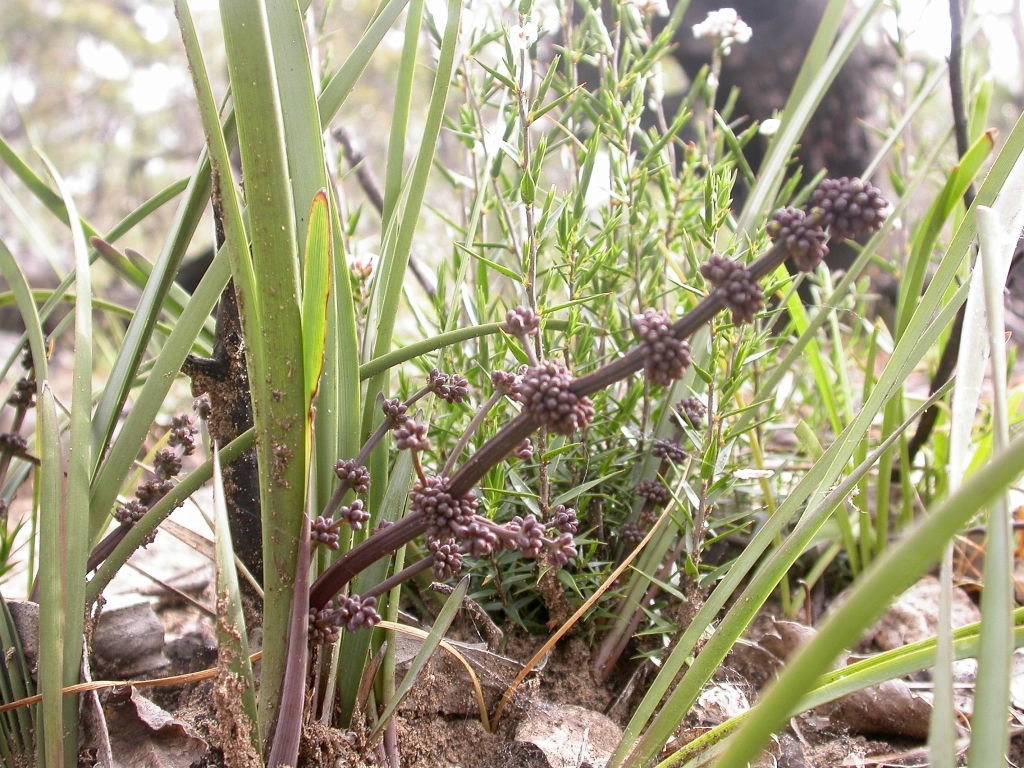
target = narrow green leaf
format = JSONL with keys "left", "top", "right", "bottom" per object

{"left": 302, "top": 190, "right": 332, "bottom": 406}
{"left": 370, "top": 577, "right": 469, "bottom": 740}
{"left": 712, "top": 432, "right": 1024, "bottom": 768}
{"left": 40, "top": 154, "right": 91, "bottom": 768}
{"left": 36, "top": 385, "right": 64, "bottom": 768}
{"left": 0, "top": 238, "right": 48, "bottom": 383}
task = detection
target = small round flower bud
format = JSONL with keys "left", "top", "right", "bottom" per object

{"left": 308, "top": 607, "right": 341, "bottom": 645}
{"left": 334, "top": 459, "right": 370, "bottom": 494}
{"left": 504, "top": 307, "right": 541, "bottom": 336}
{"left": 551, "top": 505, "right": 579, "bottom": 535}
{"left": 639, "top": 509, "right": 659, "bottom": 528}
{"left": 339, "top": 499, "right": 371, "bottom": 531}
{"left": 311, "top": 516, "right": 341, "bottom": 550}
{"left": 517, "top": 361, "right": 595, "bottom": 436}
{"left": 676, "top": 397, "right": 706, "bottom": 429}
{"left": 631, "top": 310, "right": 692, "bottom": 387}
{"left": 809, "top": 177, "right": 889, "bottom": 242}
{"left": 652, "top": 439, "right": 688, "bottom": 463}
{"left": 512, "top": 439, "right": 534, "bottom": 460}
{"left": 700, "top": 256, "right": 764, "bottom": 326}
{"left": 393, "top": 419, "right": 430, "bottom": 452}
{"left": 766, "top": 207, "right": 829, "bottom": 273}
{"left": 636, "top": 478, "right": 670, "bottom": 506}
{"left": 193, "top": 395, "right": 213, "bottom": 421}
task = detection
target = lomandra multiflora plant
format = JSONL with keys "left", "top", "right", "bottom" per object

{"left": 7, "top": 0, "right": 1024, "bottom": 766}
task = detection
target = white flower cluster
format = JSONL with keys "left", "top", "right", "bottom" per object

{"left": 628, "top": 0, "right": 670, "bottom": 18}
{"left": 692, "top": 8, "right": 752, "bottom": 55}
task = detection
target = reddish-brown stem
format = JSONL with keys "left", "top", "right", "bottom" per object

{"left": 308, "top": 239, "right": 794, "bottom": 610}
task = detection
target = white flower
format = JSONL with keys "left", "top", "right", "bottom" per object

{"left": 733, "top": 469, "right": 774, "bottom": 480}
{"left": 692, "top": 8, "right": 752, "bottom": 55}
{"left": 758, "top": 118, "right": 781, "bottom": 136}
{"left": 509, "top": 22, "right": 538, "bottom": 51}
{"left": 628, "top": 0, "right": 669, "bottom": 17}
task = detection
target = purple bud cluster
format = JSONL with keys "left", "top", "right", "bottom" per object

{"left": 339, "top": 500, "right": 371, "bottom": 531}
{"left": 428, "top": 369, "right": 470, "bottom": 404}
{"left": 766, "top": 208, "right": 829, "bottom": 273}
{"left": 114, "top": 499, "right": 147, "bottom": 526}
{"left": 516, "top": 361, "right": 595, "bottom": 436}
{"left": 652, "top": 439, "right": 688, "bottom": 463}
{"left": 153, "top": 449, "right": 182, "bottom": 480}
{"left": 505, "top": 515, "right": 545, "bottom": 558}
{"left": 551, "top": 505, "right": 579, "bottom": 535}
{"left": 311, "top": 516, "right": 341, "bottom": 550}
{"left": 334, "top": 459, "right": 371, "bottom": 494}
{"left": 111, "top": 413, "right": 192, "bottom": 544}
{"left": 491, "top": 370, "right": 522, "bottom": 399}
{"left": 381, "top": 398, "right": 410, "bottom": 426}
{"left": 621, "top": 522, "right": 644, "bottom": 547}
{"left": 394, "top": 419, "right": 430, "bottom": 452}
{"left": 136, "top": 478, "right": 174, "bottom": 508}
{"left": 430, "top": 540, "right": 463, "bottom": 580}
{"left": 308, "top": 594, "right": 381, "bottom": 643}
{"left": 504, "top": 307, "right": 541, "bottom": 336}
{"left": 809, "top": 177, "right": 889, "bottom": 242}
{"left": 631, "top": 310, "right": 692, "bottom": 387}
{"left": 699, "top": 256, "right": 764, "bottom": 326}
{"left": 636, "top": 479, "right": 670, "bottom": 506}
{"left": 168, "top": 414, "right": 198, "bottom": 456}
{"left": 463, "top": 520, "right": 500, "bottom": 558}
{"left": 676, "top": 397, "right": 706, "bottom": 429}
{"left": 410, "top": 475, "right": 479, "bottom": 546}
{"left": 8, "top": 379, "right": 36, "bottom": 409}
{"left": 0, "top": 433, "right": 28, "bottom": 457}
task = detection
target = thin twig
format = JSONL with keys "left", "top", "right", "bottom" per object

{"left": 332, "top": 127, "right": 437, "bottom": 299}
{"left": 907, "top": 0, "right": 974, "bottom": 463}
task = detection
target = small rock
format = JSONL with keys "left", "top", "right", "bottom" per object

{"left": 92, "top": 601, "right": 169, "bottom": 677}
{"left": 871, "top": 575, "right": 980, "bottom": 651}
{"left": 694, "top": 683, "right": 749, "bottom": 725}
{"left": 514, "top": 702, "right": 622, "bottom": 768}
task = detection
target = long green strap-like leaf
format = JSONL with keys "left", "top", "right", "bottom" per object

{"left": 966, "top": 206, "right": 1016, "bottom": 767}
{"left": 713, "top": 431, "right": 1024, "bottom": 768}
{"left": 36, "top": 385, "right": 64, "bottom": 768}
{"left": 218, "top": 0, "right": 306, "bottom": 739}
{"left": 302, "top": 191, "right": 332, "bottom": 408}
{"left": 0, "top": 239, "right": 48, "bottom": 383}
{"left": 40, "top": 155, "right": 92, "bottom": 768}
